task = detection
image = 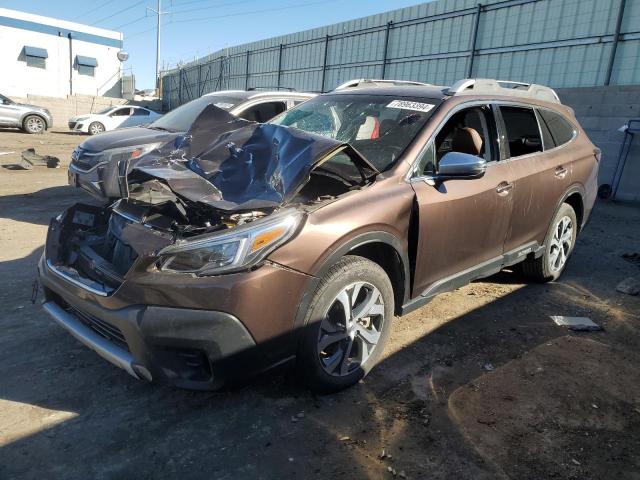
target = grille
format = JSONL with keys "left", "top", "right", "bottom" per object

{"left": 71, "top": 147, "right": 101, "bottom": 171}
{"left": 67, "top": 305, "right": 129, "bottom": 351}
{"left": 68, "top": 121, "right": 77, "bottom": 129}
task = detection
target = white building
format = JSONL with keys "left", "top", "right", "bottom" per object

{"left": 0, "top": 8, "right": 124, "bottom": 98}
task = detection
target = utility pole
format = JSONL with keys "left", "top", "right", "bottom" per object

{"left": 147, "top": 0, "right": 168, "bottom": 95}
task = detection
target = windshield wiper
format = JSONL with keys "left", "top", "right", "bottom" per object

{"left": 148, "top": 125, "right": 172, "bottom": 132}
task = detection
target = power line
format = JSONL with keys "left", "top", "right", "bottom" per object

{"left": 171, "top": 0, "right": 341, "bottom": 24}
{"left": 72, "top": 0, "right": 119, "bottom": 21}
{"left": 169, "top": 0, "right": 260, "bottom": 16}
{"left": 114, "top": 15, "right": 151, "bottom": 30}
{"left": 90, "top": 0, "right": 148, "bottom": 26}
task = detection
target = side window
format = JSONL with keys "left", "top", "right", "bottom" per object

{"left": 414, "top": 142, "right": 436, "bottom": 176}
{"left": 434, "top": 105, "right": 497, "bottom": 164}
{"left": 499, "top": 106, "right": 543, "bottom": 158}
{"left": 240, "top": 101, "right": 287, "bottom": 122}
{"left": 111, "top": 108, "right": 132, "bottom": 117}
{"left": 535, "top": 110, "right": 555, "bottom": 150}
{"left": 132, "top": 109, "right": 150, "bottom": 116}
{"left": 538, "top": 109, "right": 576, "bottom": 147}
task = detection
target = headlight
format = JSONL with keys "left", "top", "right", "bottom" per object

{"left": 158, "top": 211, "right": 303, "bottom": 274}
{"left": 73, "top": 143, "right": 162, "bottom": 172}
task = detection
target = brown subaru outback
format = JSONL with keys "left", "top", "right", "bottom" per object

{"left": 39, "top": 78, "right": 599, "bottom": 392}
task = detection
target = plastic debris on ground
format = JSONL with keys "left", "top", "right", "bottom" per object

{"left": 19, "top": 148, "right": 60, "bottom": 169}
{"left": 550, "top": 316, "right": 603, "bottom": 332}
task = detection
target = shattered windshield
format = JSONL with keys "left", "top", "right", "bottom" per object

{"left": 150, "top": 95, "right": 245, "bottom": 132}
{"left": 269, "top": 94, "right": 439, "bottom": 171}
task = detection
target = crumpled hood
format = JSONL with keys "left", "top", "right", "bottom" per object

{"left": 129, "top": 104, "right": 378, "bottom": 212}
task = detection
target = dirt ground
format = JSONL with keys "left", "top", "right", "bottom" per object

{"left": 1, "top": 130, "right": 639, "bottom": 480}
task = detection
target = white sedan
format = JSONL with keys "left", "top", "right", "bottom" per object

{"left": 68, "top": 106, "right": 162, "bottom": 135}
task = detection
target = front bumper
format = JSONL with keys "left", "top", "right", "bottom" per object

{"left": 38, "top": 245, "right": 311, "bottom": 389}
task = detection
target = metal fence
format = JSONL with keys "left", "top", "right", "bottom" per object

{"left": 161, "top": 0, "right": 640, "bottom": 110}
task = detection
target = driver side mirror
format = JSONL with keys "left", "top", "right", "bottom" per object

{"left": 437, "top": 152, "right": 486, "bottom": 180}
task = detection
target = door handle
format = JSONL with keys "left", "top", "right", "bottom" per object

{"left": 496, "top": 182, "right": 513, "bottom": 195}
{"left": 554, "top": 166, "right": 568, "bottom": 178}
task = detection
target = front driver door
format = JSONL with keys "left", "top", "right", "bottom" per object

{"left": 410, "top": 103, "right": 514, "bottom": 298}
{"left": 107, "top": 107, "right": 132, "bottom": 130}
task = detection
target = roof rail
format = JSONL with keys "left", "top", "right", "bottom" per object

{"left": 334, "top": 78, "right": 433, "bottom": 91}
{"left": 445, "top": 78, "right": 561, "bottom": 104}
{"left": 247, "top": 86, "right": 297, "bottom": 92}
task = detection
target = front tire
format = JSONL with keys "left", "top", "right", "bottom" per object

{"left": 521, "top": 203, "right": 577, "bottom": 282}
{"left": 297, "top": 255, "right": 394, "bottom": 393}
{"left": 88, "top": 121, "right": 105, "bottom": 135}
{"left": 23, "top": 115, "right": 46, "bottom": 134}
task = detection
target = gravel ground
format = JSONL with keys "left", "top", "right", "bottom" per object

{"left": 1, "top": 129, "right": 639, "bottom": 479}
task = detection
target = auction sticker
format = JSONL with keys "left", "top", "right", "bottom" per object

{"left": 387, "top": 100, "right": 435, "bottom": 112}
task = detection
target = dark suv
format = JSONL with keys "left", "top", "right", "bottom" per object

{"left": 39, "top": 78, "right": 598, "bottom": 392}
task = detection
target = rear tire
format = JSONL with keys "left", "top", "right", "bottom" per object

{"left": 23, "top": 115, "right": 46, "bottom": 134}
{"left": 88, "top": 122, "right": 105, "bottom": 135}
{"left": 521, "top": 203, "right": 577, "bottom": 282}
{"left": 297, "top": 255, "right": 394, "bottom": 393}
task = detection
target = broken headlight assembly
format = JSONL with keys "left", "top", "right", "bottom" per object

{"left": 158, "top": 211, "right": 303, "bottom": 274}
{"left": 73, "top": 143, "right": 163, "bottom": 172}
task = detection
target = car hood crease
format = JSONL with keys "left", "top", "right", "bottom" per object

{"left": 130, "top": 104, "right": 379, "bottom": 212}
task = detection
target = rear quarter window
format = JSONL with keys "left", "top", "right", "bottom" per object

{"left": 538, "top": 109, "right": 576, "bottom": 147}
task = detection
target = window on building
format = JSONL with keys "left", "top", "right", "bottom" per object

{"left": 75, "top": 55, "right": 98, "bottom": 77}
{"left": 23, "top": 46, "right": 48, "bottom": 69}
{"left": 499, "top": 106, "right": 543, "bottom": 158}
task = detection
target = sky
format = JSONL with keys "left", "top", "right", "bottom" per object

{"left": 2, "top": 0, "right": 427, "bottom": 89}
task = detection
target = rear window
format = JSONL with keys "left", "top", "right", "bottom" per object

{"left": 499, "top": 106, "right": 543, "bottom": 158}
{"left": 151, "top": 95, "right": 244, "bottom": 132}
{"left": 538, "top": 109, "right": 576, "bottom": 147}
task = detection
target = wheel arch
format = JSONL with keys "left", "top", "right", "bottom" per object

{"left": 556, "top": 184, "right": 585, "bottom": 231}
{"left": 293, "top": 231, "right": 410, "bottom": 336}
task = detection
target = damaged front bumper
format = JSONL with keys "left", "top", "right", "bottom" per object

{"left": 39, "top": 202, "right": 312, "bottom": 390}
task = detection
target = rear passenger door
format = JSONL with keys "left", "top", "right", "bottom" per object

{"left": 498, "top": 105, "right": 574, "bottom": 253}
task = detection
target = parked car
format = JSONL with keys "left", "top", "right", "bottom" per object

{"left": 67, "top": 89, "right": 316, "bottom": 200}
{"left": 68, "top": 106, "right": 162, "bottom": 135}
{"left": 39, "top": 78, "right": 598, "bottom": 392}
{"left": 0, "top": 92, "right": 52, "bottom": 134}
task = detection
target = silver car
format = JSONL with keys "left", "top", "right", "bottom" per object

{"left": 0, "top": 93, "right": 53, "bottom": 134}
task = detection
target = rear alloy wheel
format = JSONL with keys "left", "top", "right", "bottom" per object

{"left": 88, "top": 121, "right": 105, "bottom": 135}
{"left": 521, "top": 203, "right": 577, "bottom": 282}
{"left": 23, "top": 115, "right": 45, "bottom": 134}
{"left": 298, "top": 255, "right": 394, "bottom": 393}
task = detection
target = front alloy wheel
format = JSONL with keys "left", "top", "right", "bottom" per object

{"left": 298, "top": 255, "right": 394, "bottom": 393}
{"left": 317, "top": 282, "right": 385, "bottom": 377}
{"left": 23, "top": 115, "right": 45, "bottom": 134}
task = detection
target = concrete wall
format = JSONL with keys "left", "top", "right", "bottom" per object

{"left": 9, "top": 94, "right": 162, "bottom": 129}
{"left": 558, "top": 85, "right": 640, "bottom": 202}
{"left": 0, "top": 8, "right": 123, "bottom": 98}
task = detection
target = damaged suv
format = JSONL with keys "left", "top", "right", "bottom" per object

{"left": 39, "top": 78, "right": 598, "bottom": 392}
